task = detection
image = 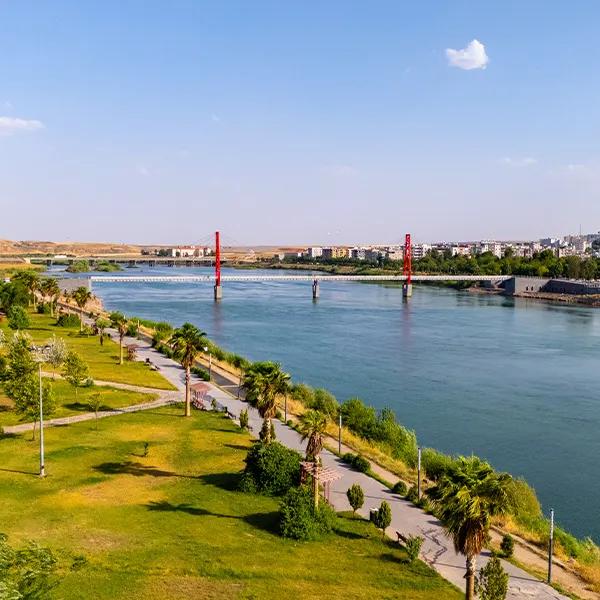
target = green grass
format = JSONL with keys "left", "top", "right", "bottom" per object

{"left": 0, "top": 409, "right": 461, "bottom": 599}
{"left": 0, "top": 380, "right": 158, "bottom": 428}
{"left": 0, "top": 311, "right": 176, "bottom": 390}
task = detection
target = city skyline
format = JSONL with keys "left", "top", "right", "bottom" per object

{"left": 2, "top": 1, "right": 600, "bottom": 244}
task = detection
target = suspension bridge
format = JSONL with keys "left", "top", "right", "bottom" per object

{"left": 81, "top": 232, "right": 511, "bottom": 300}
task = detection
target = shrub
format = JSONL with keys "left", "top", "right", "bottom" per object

{"left": 500, "top": 533, "right": 514, "bottom": 558}
{"left": 346, "top": 483, "right": 364, "bottom": 514}
{"left": 279, "top": 486, "right": 337, "bottom": 540}
{"left": 126, "top": 322, "right": 139, "bottom": 337}
{"left": 7, "top": 305, "right": 30, "bottom": 330}
{"left": 405, "top": 485, "right": 418, "bottom": 503}
{"left": 239, "top": 408, "right": 249, "bottom": 430}
{"left": 475, "top": 556, "right": 508, "bottom": 600}
{"left": 308, "top": 388, "right": 339, "bottom": 419}
{"left": 404, "top": 535, "right": 424, "bottom": 563}
{"left": 341, "top": 397, "right": 377, "bottom": 439}
{"left": 36, "top": 303, "right": 51, "bottom": 314}
{"left": 373, "top": 500, "right": 392, "bottom": 538}
{"left": 240, "top": 442, "right": 301, "bottom": 496}
{"left": 191, "top": 366, "right": 210, "bottom": 381}
{"left": 422, "top": 448, "right": 456, "bottom": 481}
{"left": 392, "top": 480, "right": 408, "bottom": 496}
{"left": 56, "top": 313, "right": 80, "bottom": 328}
{"left": 290, "top": 383, "right": 314, "bottom": 406}
{"left": 342, "top": 453, "right": 370, "bottom": 473}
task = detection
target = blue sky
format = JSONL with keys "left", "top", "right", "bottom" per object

{"left": 1, "top": 1, "right": 599, "bottom": 245}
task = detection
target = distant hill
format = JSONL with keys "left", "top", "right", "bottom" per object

{"left": 0, "top": 239, "right": 143, "bottom": 257}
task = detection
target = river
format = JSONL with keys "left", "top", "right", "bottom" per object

{"left": 61, "top": 265, "right": 600, "bottom": 541}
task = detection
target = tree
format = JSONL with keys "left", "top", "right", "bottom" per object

{"left": 346, "top": 483, "right": 364, "bottom": 515}
{"left": 3, "top": 335, "right": 55, "bottom": 440}
{"left": 373, "top": 500, "right": 392, "bottom": 538}
{"left": 475, "top": 556, "right": 509, "bottom": 600}
{"left": 242, "top": 361, "right": 290, "bottom": 444}
{"left": 71, "top": 286, "right": 92, "bottom": 332}
{"left": 44, "top": 336, "right": 67, "bottom": 379}
{"left": 7, "top": 305, "right": 30, "bottom": 331}
{"left": 169, "top": 323, "right": 207, "bottom": 417}
{"left": 13, "top": 270, "right": 40, "bottom": 308}
{"left": 299, "top": 410, "right": 327, "bottom": 462}
{"left": 62, "top": 350, "right": 91, "bottom": 398}
{"left": 109, "top": 312, "right": 128, "bottom": 365}
{"left": 299, "top": 409, "right": 328, "bottom": 507}
{"left": 0, "top": 533, "right": 59, "bottom": 599}
{"left": 426, "top": 456, "right": 513, "bottom": 600}
{"left": 88, "top": 391, "right": 103, "bottom": 429}
{"left": 404, "top": 535, "right": 424, "bottom": 563}
{"left": 40, "top": 278, "right": 60, "bottom": 317}
{"left": 95, "top": 317, "right": 110, "bottom": 346}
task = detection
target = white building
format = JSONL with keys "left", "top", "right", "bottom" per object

{"left": 305, "top": 247, "right": 323, "bottom": 259}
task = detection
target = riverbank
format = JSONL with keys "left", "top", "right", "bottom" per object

{"left": 88, "top": 302, "right": 599, "bottom": 598}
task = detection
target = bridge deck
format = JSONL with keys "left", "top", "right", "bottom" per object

{"left": 89, "top": 274, "right": 510, "bottom": 283}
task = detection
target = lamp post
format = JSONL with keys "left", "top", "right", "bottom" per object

{"left": 338, "top": 412, "right": 342, "bottom": 454}
{"left": 548, "top": 508, "right": 555, "bottom": 584}
{"left": 31, "top": 344, "right": 51, "bottom": 478}
{"left": 417, "top": 446, "right": 422, "bottom": 501}
{"left": 203, "top": 346, "right": 212, "bottom": 381}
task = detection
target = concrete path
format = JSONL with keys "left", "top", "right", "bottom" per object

{"left": 115, "top": 334, "right": 567, "bottom": 600}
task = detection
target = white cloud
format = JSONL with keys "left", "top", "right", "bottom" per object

{"left": 0, "top": 116, "right": 44, "bottom": 136}
{"left": 500, "top": 157, "right": 537, "bottom": 167}
{"left": 211, "top": 114, "right": 221, "bottom": 123}
{"left": 136, "top": 165, "right": 150, "bottom": 176}
{"left": 446, "top": 39, "right": 489, "bottom": 70}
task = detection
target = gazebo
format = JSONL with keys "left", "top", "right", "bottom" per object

{"left": 190, "top": 382, "right": 211, "bottom": 409}
{"left": 300, "top": 461, "right": 342, "bottom": 504}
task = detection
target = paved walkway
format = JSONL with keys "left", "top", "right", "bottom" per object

{"left": 120, "top": 334, "right": 568, "bottom": 600}
{"left": 11, "top": 323, "right": 571, "bottom": 599}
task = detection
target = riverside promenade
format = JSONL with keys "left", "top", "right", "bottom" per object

{"left": 112, "top": 334, "right": 568, "bottom": 600}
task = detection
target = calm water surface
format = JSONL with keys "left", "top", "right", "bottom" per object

{"left": 67, "top": 266, "right": 600, "bottom": 541}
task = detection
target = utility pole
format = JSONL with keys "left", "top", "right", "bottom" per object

{"left": 548, "top": 508, "right": 555, "bottom": 584}
{"left": 417, "top": 446, "right": 422, "bottom": 500}
{"left": 39, "top": 362, "right": 45, "bottom": 478}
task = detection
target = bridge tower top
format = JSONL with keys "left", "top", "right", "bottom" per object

{"left": 403, "top": 233, "right": 412, "bottom": 284}
{"left": 215, "top": 231, "right": 221, "bottom": 287}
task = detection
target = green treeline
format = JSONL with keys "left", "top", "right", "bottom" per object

{"left": 280, "top": 250, "right": 600, "bottom": 280}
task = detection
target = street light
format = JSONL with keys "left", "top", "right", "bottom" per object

{"left": 417, "top": 446, "right": 422, "bottom": 501}
{"left": 203, "top": 346, "right": 212, "bottom": 380}
{"left": 338, "top": 411, "right": 342, "bottom": 454}
{"left": 548, "top": 508, "right": 555, "bottom": 584}
{"left": 31, "top": 344, "right": 51, "bottom": 478}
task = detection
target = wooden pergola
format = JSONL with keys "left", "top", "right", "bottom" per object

{"left": 301, "top": 461, "right": 342, "bottom": 504}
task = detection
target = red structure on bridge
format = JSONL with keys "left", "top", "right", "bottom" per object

{"left": 214, "top": 230, "right": 222, "bottom": 300}
{"left": 403, "top": 233, "right": 413, "bottom": 298}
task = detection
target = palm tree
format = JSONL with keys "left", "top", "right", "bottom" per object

{"left": 299, "top": 409, "right": 327, "bottom": 462}
{"left": 40, "top": 278, "right": 60, "bottom": 317}
{"left": 95, "top": 317, "right": 110, "bottom": 346}
{"left": 14, "top": 271, "right": 40, "bottom": 308}
{"left": 169, "top": 323, "right": 207, "bottom": 417}
{"left": 71, "top": 286, "right": 92, "bottom": 332}
{"left": 242, "top": 361, "right": 290, "bottom": 444}
{"left": 426, "top": 456, "right": 513, "bottom": 600}
{"left": 299, "top": 409, "right": 328, "bottom": 508}
{"left": 109, "top": 312, "right": 129, "bottom": 364}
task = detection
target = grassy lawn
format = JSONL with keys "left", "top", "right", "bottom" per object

{"left": 0, "top": 311, "right": 176, "bottom": 390}
{"left": 0, "top": 380, "right": 158, "bottom": 428}
{"left": 0, "top": 409, "right": 461, "bottom": 599}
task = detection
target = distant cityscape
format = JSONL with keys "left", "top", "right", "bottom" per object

{"left": 275, "top": 232, "right": 600, "bottom": 263}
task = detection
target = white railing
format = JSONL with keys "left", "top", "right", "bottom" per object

{"left": 89, "top": 274, "right": 511, "bottom": 284}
